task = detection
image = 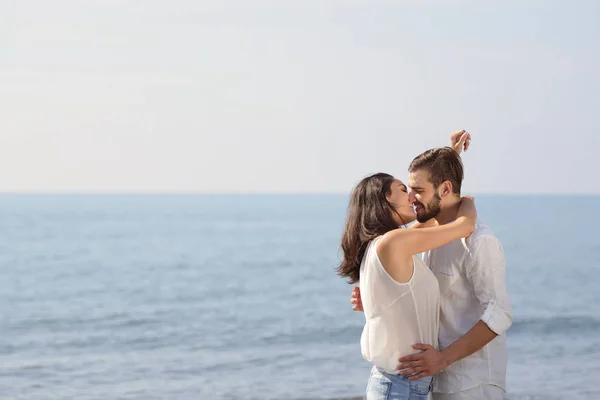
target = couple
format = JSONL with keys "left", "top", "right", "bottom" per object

{"left": 338, "top": 131, "right": 513, "bottom": 400}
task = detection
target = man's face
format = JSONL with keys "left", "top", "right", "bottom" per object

{"left": 408, "top": 169, "right": 441, "bottom": 223}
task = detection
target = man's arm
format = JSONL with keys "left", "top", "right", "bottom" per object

{"left": 436, "top": 320, "right": 498, "bottom": 368}
{"left": 398, "top": 235, "right": 513, "bottom": 380}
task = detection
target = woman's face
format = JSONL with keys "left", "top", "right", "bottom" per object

{"left": 386, "top": 179, "right": 416, "bottom": 225}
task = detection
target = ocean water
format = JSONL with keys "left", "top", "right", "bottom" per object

{"left": 1, "top": 194, "right": 599, "bottom": 400}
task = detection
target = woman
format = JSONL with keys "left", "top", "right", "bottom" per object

{"left": 337, "top": 173, "right": 476, "bottom": 400}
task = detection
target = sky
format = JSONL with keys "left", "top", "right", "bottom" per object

{"left": 1, "top": 0, "right": 599, "bottom": 194}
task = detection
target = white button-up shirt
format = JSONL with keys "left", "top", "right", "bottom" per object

{"left": 423, "top": 221, "right": 513, "bottom": 394}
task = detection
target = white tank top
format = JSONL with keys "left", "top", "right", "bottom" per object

{"left": 359, "top": 236, "right": 440, "bottom": 374}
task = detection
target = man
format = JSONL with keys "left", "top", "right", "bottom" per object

{"left": 351, "top": 132, "right": 513, "bottom": 400}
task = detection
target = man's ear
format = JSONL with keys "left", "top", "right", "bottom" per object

{"left": 440, "top": 180, "right": 453, "bottom": 197}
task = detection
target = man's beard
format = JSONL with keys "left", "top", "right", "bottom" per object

{"left": 415, "top": 193, "right": 441, "bottom": 223}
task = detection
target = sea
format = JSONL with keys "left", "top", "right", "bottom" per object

{"left": 1, "top": 194, "right": 599, "bottom": 400}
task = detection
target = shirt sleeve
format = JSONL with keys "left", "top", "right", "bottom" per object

{"left": 466, "top": 235, "right": 514, "bottom": 335}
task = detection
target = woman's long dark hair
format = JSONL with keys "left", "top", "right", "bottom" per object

{"left": 337, "top": 173, "right": 404, "bottom": 284}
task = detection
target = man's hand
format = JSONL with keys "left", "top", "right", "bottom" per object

{"left": 450, "top": 130, "right": 471, "bottom": 155}
{"left": 350, "top": 286, "right": 363, "bottom": 312}
{"left": 397, "top": 344, "right": 450, "bottom": 380}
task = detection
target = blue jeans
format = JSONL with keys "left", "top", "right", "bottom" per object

{"left": 366, "top": 366, "right": 433, "bottom": 400}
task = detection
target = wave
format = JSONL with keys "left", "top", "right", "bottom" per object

{"left": 509, "top": 315, "right": 600, "bottom": 335}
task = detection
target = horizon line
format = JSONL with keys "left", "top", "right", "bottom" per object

{"left": 0, "top": 191, "right": 598, "bottom": 196}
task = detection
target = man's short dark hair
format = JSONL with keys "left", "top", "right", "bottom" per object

{"left": 409, "top": 147, "right": 464, "bottom": 195}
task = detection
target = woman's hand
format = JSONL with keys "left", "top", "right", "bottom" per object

{"left": 450, "top": 130, "right": 471, "bottom": 155}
